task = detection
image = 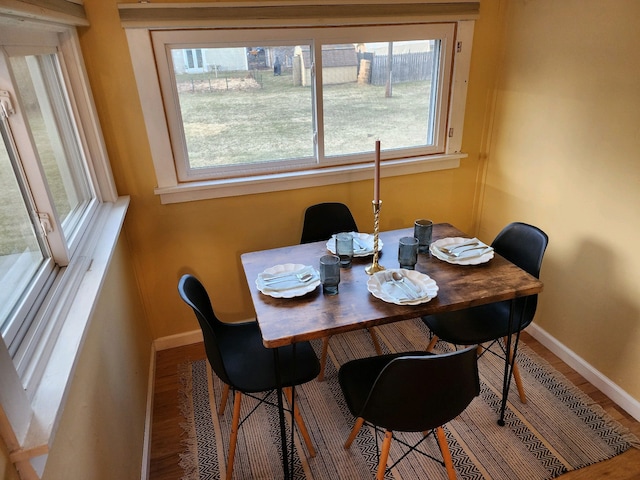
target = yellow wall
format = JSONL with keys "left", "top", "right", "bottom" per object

{"left": 478, "top": 0, "right": 640, "bottom": 401}
{"left": 41, "top": 232, "right": 152, "bottom": 479}
{"left": 78, "top": 0, "right": 483, "bottom": 339}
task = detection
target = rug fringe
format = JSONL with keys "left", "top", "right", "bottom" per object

{"left": 178, "top": 362, "right": 201, "bottom": 480}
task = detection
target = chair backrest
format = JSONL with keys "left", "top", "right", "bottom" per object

{"left": 300, "top": 202, "right": 358, "bottom": 244}
{"left": 491, "top": 222, "right": 549, "bottom": 325}
{"left": 491, "top": 222, "right": 548, "bottom": 279}
{"left": 361, "top": 346, "right": 480, "bottom": 432}
{"left": 177, "top": 274, "right": 231, "bottom": 385}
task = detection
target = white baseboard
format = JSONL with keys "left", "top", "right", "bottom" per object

{"left": 140, "top": 346, "right": 155, "bottom": 480}
{"left": 527, "top": 323, "right": 640, "bottom": 422}
{"left": 154, "top": 329, "right": 203, "bottom": 351}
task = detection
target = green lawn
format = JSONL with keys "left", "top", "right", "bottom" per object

{"left": 177, "top": 69, "right": 432, "bottom": 167}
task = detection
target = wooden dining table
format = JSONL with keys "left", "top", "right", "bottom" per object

{"left": 240, "top": 222, "right": 543, "bottom": 478}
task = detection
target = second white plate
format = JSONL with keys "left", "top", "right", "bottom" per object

{"left": 256, "top": 263, "right": 320, "bottom": 298}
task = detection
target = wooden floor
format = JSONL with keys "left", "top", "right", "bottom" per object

{"left": 149, "top": 332, "right": 640, "bottom": 479}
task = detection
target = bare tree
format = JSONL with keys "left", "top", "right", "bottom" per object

{"left": 385, "top": 42, "right": 393, "bottom": 97}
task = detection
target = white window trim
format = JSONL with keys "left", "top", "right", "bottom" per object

{"left": 0, "top": 6, "right": 126, "bottom": 478}
{"left": 122, "top": 2, "right": 476, "bottom": 204}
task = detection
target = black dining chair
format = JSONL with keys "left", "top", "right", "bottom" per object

{"left": 300, "top": 202, "right": 382, "bottom": 380}
{"left": 339, "top": 346, "right": 480, "bottom": 480}
{"left": 178, "top": 274, "right": 320, "bottom": 480}
{"left": 422, "top": 222, "right": 549, "bottom": 403}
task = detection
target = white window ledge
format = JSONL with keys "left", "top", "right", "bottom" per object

{"left": 155, "top": 153, "right": 464, "bottom": 204}
{"left": 3, "top": 197, "right": 129, "bottom": 478}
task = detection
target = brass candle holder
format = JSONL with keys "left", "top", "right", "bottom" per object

{"left": 365, "top": 200, "right": 385, "bottom": 275}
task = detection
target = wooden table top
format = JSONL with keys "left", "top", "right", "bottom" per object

{"left": 240, "top": 223, "right": 543, "bottom": 348}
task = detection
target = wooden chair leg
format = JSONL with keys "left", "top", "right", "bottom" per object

{"left": 219, "top": 383, "right": 230, "bottom": 415}
{"left": 504, "top": 337, "right": 527, "bottom": 403}
{"left": 368, "top": 327, "right": 383, "bottom": 355}
{"left": 283, "top": 387, "right": 316, "bottom": 457}
{"left": 226, "top": 391, "right": 242, "bottom": 480}
{"left": 436, "top": 426, "right": 456, "bottom": 480}
{"left": 426, "top": 334, "right": 439, "bottom": 352}
{"left": 344, "top": 417, "right": 365, "bottom": 449}
{"left": 376, "top": 430, "right": 393, "bottom": 480}
{"left": 318, "top": 336, "right": 330, "bottom": 381}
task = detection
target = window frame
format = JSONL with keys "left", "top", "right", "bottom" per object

{"left": 0, "top": 10, "right": 124, "bottom": 475}
{"left": 123, "top": 2, "right": 476, "bottom": 204}
{"left": 153, "top": 24, "right": 456, "bottom": 182}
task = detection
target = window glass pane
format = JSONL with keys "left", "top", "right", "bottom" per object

{"left": 322, "top": 40, "right": 439, "bottom": 157}
{"left": 0, "top": 126, "right": 47, "bottom": 341}
{"left": 10, "top": 54, "right": 92, "bottom": 233}
{"left": 171, "top": 45, "right": 315, "bottom": 171}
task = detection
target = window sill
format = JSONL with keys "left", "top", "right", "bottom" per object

{"left": 155, "top": 153, "right": 464, "bottom": 204}
{"left": 5, "top": 197, "right": 129, "bottom": 477}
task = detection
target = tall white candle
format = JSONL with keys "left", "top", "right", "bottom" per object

{"left": 374, "top": 140, "right": 381, "bottom": 204}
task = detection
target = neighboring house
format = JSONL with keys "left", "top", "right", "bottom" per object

{"left": 172, "top": 47, "right": 249, "bottom": 74}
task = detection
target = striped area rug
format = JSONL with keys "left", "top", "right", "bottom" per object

{"left": 178, "top": 319, "right": 638, "bottom": 479}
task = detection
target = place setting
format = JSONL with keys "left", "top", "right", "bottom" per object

{"left": 255, "top": 263, "right": 321, "bottom": 298}
{"left": 430, "top": 236, "right": 494, "bottom": 265}
{"left": 326, "top": 231, "right": 383, "bottom": 258}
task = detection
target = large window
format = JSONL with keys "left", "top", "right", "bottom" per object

{"left": 123, "top": 3, "right": 475, "bottom": 202}
{"left": 155, "top": 25, "right": 455, "bottom": 182}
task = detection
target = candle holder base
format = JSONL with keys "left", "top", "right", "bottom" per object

{"left": 365, "top": 262, "right": 385, "bottom": 275}
{"left": 366, "top": 200, "right": 385, "bottom": 275}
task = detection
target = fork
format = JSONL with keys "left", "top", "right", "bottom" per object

{"left": 261, "top": 271, "right": 314, "bottom": 284}
{"left": 445, "top": 245, "right": 493, "bottom": 258}
{"left": 440, "top": 241, "right": 479, "bottom": 254}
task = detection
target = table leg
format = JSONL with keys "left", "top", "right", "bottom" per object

{"left": 498, "top": 296, "right": 528, "bottom": 426}
{"left": 273, "top": 348, "right": 291, "bottom": 479}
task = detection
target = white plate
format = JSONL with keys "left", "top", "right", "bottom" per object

{"left": 256, "top": 263, "right": 320, "bottom": 298}
{"left": 326, "top": 232, "right": 383, "bottom": 257}
{"left": 430, "top": 237, "right": 494, "bottom": 265}
{"left": 367, "top": 268, "right": 438, "bottom": 305}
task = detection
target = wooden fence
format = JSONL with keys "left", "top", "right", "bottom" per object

{"left": 359, "top": 51, "right": 435, "bottom": 85}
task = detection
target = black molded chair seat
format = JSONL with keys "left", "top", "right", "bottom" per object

{"left": 178, "top": 274, "right": 320, "bottom": 480}
{"left": 339, "top": 351, "right": 429, "bottom": 427}
{"left": 422, "top": 222, "right": 548, "bottom": 404}
{"left": 339, "top": 347, "right": 479, "bottom": 480}
{"left": 216, "top": 320, "right": 319, "bottom": 393}
{"left": 423, "top": 300, "right": 529, "bottom": 346}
